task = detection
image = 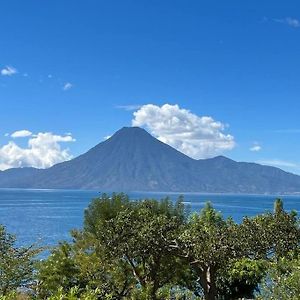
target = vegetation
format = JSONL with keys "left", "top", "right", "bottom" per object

{"left": 1, "top": 194, "right": 300, "bottom": 299}
{"left": 0, "top": 225, "right": 39, "bottom": 296}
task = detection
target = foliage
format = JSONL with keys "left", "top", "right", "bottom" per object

{"left": 0, "top": 225, "right": 39, "bottom": 296}
{"left": 239, "top": 198, "right": 300, "bottom": 260}
{"left": 176, "top": 203, "right": 244, "bottom": 299}
{"left": 36, "top": 242, "right": 83, "bottom": 298}
{"left": 2, "top": 194, "right": 300, "bottom": 300}
{"left": 218, "top": 258, "right": 267, "bottom": 299}
{"left": 46, "top": 286, "right": 104, "bottom": 300}
{"left": 37, "top": 193, "right": 189, "bottom": 299}
{"left": 259, "top": 257, "right": 300, "bottom": 300}
{"left": 83, "top": 193, "right": 188, "bottom": 299}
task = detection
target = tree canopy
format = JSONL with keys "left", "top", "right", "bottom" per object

{"left": 1, "top": 193, "right": 300, "bottom": 300}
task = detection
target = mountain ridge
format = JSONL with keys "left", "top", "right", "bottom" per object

{"left": 0, "top": 126, "right": 300, "bottom": 194}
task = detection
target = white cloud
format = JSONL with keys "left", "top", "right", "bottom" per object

{"left": 0, "top": 132, "right": 76, "bottom": 170}
{"left": 63, "top": 82, "right": 73, "bottom": 91}
{"left": 132, "top": 104, "right": 235, "bottom": 159}
{"left": 250, "top": 143, "right": 262, "bottom": 152}
{"left": 1, "top": 66, "right": 17, "bottom": 76}
{"left": 11, "top": 130, "right": 32, "bottom": 138}
{"left": 274, "top": 17, "right": 300, "bottom": 28}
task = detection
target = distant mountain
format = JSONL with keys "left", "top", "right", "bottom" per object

{"left": 1, "top": 127, "right": 300, "bottom": 194}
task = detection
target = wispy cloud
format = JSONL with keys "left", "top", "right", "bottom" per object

{"left": 116, "top": 105, "right": 142, "bottom": 111}
{"left": 11, "top": 130, "right": 32, "bottom": 138}
{"left": 257, "top": 159, "right": 299, "bottom": 169}
{"left": 250, "top": 143, "right": 262, "bottom": 152}
{"left": 274, "top": 17, "right": 300, "bottom": 28}
{"left": 63, "top": 82, "right": 73, "bottom": 91}
{"left": 1, "top": 66, "right": 17, "bottom": 76}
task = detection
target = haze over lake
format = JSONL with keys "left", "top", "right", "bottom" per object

{"left": 1, "top": 188, "right": 300, "bottom": 247}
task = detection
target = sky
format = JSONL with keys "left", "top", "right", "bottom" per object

{"left": 1, "top": 0, "right": 300, "bottom": 173}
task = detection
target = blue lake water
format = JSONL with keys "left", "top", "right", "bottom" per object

{"left": 1, "top": 188, "right": 300, "bottom": 248}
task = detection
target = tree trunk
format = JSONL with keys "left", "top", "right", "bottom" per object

{"left": 203, "top": 267, "right": 218, "bottom": 300}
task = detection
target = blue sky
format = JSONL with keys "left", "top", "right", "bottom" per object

{"left": 1, "top": 0, "right": 300, "bottom": 173}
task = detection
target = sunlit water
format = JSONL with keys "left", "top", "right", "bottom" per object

{"left": 1, "top": 188, "right": 300, "bottom": 248}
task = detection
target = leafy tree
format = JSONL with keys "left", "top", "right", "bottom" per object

{"left": 84, "top": 194, "right": 188, "bottom": 300}
{"left": 36, "top": 242, "right": 82, "bottom": 298}
{"left": 218, "top": 258, "right": 267, "bottom": 299}
{"left": 36, "top": 234, "right": 133, "bottom": 299}
{"left": 0, "top": 225, "right": 39, "bottom": 296}
{"left": 240, "top": 199, "right": 300, "bottom": 260}
{"left": 37, "top": 193, "right": 188, "bottom": 299}
{"left": 35, "top": 196, "right": 300, "bottom": 300}
{"left": 259, "top": 257, "right": 300, "bottom": 300}
{"left": 174, "top": 203, "right": 244, "bottom": 300}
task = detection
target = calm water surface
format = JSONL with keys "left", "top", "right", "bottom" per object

{"left": 1, "top": 188, "right": 300, "bottom": 247}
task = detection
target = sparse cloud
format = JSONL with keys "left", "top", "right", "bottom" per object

{"left": 1, "top": 66, "right": 17, "bottom": 76}
{"left": 116, "top": 105, "right": 142, "bottom": 111}
{"left": 274, "top": 17, "right": 300, "bottom": 28}
{"left": 250, "top": 143, "right": 262, "bottom": 152}
{"left": 63, "top": 82, "right": 73, "bottom": 91}
{"left": 11, "top": 130, "right": 32, "bottom": 138}
{"left": 132, "top": 104, "right": 235, "bottom": 159}
{"left": 0, "top": 132, "right": 76, "bottom": 170}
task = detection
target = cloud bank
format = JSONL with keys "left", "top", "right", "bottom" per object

{"left": 0, "top": 131, "right": 75, "bottom": 170}
{"left": 132, "top": 104, "right": 235, "bottom": 159}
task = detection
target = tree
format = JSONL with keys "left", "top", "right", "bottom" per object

{"left": 85, "top": 196, "right": 185, "bottom": 299}
{"left": 36, "top": 233, "right": 134, "bottom": 299}
{"left": 173, "top": 202, "right": 275, "bottom": 300}
{"left": 38, "top": 193, "right": 188, "bottom": 300}
{"left": 259, "top": 257, "right": 300, "bottom": 300}
{"left": 174, "top": 202, "right": 244, "bottom": 300}
{"left": 36, "top": 242, "right": 83, "bottom": 298}
{"left": 0, "top": 225, "right": 39, "bottom": 296}
{"left": 218, "top": 258, "right": 267, "bottom": 299}
{"left": 240, "top": 199, "right": 300, "bottom": 260}
{"left": 36, "top": 196, "right": 300, "bottom": 300}
{"left": 84, "top": 194, "right": 188, "bottom": 300}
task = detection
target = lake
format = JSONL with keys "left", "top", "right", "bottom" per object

{"left": 1, "top": 188, "right": 300, "bottom": 248}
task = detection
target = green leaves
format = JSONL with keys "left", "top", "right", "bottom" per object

{"left": 2, "top": 194, "right": 300, "bottom": 300}
{"left": 86, "top": 195, "right": 187, "bottom": 299}
{"left": 259, "top": 258, "right": 300, "bottom": 300}
{"left": 0, "top": 225, "right": 39, "bottom": 295}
